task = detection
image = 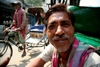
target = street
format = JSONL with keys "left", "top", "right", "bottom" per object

{"left": 7, "top": 42, "right": 46, "bottom": 67}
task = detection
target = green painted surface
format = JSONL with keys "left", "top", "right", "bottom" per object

{"left": 74, "top": 33, "right": 100, "bottom": 53}
{"left": 68, "top": 6, "right": 100, "bottom": 53}
{"left": 68, "top": 6, "right": 100, "bottom": 38}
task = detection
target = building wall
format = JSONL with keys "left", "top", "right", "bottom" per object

{"left": 0, "top": 0, "right": 17, "bottom": 25}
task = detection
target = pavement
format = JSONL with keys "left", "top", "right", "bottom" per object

{"left": 7, "top": 41, "right": 50, "bottom": 67}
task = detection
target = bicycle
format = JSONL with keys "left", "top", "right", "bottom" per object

{"left": 0, "top": 28, "right": 23, "bottom": 64}
{"left": 3, "top": 28, "right": 25, "bottom": 52}
{"left": 0, "top": 25, "right": 49, "bottom": 64}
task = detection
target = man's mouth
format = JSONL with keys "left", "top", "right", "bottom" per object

{"left": 52, "top": 35, "right": 69, "bottom": 44}
{"left": 54, "top": 38, "right": 68, "bottom": 43}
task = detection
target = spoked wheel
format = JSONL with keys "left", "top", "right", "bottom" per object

{"left": 0, "top": 40, "right": 13, "bottom": 64}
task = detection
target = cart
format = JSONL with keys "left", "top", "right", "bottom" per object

{"left": 25, "top": 25, "right": 49, "bottom": 49}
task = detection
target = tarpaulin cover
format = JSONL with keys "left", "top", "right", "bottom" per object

{"left": 74, "top": 32, "right": 100, "bottom": 53}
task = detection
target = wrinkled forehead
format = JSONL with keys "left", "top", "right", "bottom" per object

{"left": 48, "top": 11, "right": 70, "bottom": 23}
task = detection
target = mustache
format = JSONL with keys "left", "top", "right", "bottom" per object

{"left": 52, "top": 35, "right": 69, "bottom": 40}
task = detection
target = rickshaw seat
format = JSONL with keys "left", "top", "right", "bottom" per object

{"left": 29, "top": 25, "right": 45, "bottom": 33}
{"left": 25, "top": 25, "right": 46, "bottom": 46}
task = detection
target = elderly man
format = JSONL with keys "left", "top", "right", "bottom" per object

{"left": 12, "top": 1, "right": 28, "bottom": 57}
{"left": 26, "top": 3, "right": 100, "bottom": 67}
{"left": 4, "top": 1, "right": 28, "bottom": 57}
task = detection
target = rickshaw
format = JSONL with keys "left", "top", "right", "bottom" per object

{"left": 27, "top": 7, "right": 45, "bottom": 26}
{"left": 26, "top": 7, "right": 49, "bottom": 48}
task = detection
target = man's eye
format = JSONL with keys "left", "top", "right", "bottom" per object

{"left": 48, "top": 25, "right": 55, "bottom": 29}
{"left": 61, "top": 21, "right": 70, "bottom": 26}
{"left": 65, "top": 23, "right": 70, "bottom": 25}
{"left": 62, "top": 23, "right": 70, "bottom": 27}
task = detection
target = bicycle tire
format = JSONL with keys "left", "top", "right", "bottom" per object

{"left": 0, "top": 40, "right": 7, "bottom": 57}
{"left": 0, "top": 42, "right": 9, "bottom": 57}
{"left": 0, "top": 40, "right": 13, "bottom": 64}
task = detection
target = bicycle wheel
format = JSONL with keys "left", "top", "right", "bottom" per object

{"left": 0, "top": 40, "right": 13, "bottom": 64}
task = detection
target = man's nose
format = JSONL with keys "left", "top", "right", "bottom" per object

{"left": 55, "top": 25, "right": 64, "bottom": 36}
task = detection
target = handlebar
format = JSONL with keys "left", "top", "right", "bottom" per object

{"left": 5, "top": 28, "right": 17, "bottom": 32}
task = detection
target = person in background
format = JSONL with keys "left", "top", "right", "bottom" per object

{"left": 40, "top": 12, "right": 45, "bottom": 18}
{"left": 26, "top": 3, "right": 100, "bottom": 67}
{"left": 40, "top": 12, "right": 45, "bottom": 24}
{"left": 4, "top": 1, "right": 28, "bottom": 57}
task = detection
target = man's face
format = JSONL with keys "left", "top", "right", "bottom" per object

{"left": 45, "top": 11, "right": 75, "bottom": 52}
{"left": 40, "top": 13, "right": 45, "bottom": 18}
{"left": 14, "top": 4, "right": 20, "bottom": 10}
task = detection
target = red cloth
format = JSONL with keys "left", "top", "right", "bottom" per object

{"left": 52, "top": 37, "right": 97, "bottom": 67}
{"left": 12, "top": 8, "right": 25, "bottom": 39}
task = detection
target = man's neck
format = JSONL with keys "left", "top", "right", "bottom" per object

{"left": 59, "top": 46, "right": 72, "bottom": 67}
{"left": 59, "top": 45, "right": 72, "bottom": 60}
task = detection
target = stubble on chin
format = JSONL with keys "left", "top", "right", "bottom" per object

{"left": 55, "top": 44, "right": 71, "bottom": 52}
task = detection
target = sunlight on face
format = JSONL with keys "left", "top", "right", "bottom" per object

{"left": 46, "top": 11, "right": 74, "bottom": 52}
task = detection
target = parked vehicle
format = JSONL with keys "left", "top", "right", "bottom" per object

{"left": 68, "top": 0, "right": 100, "bottom": 53}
